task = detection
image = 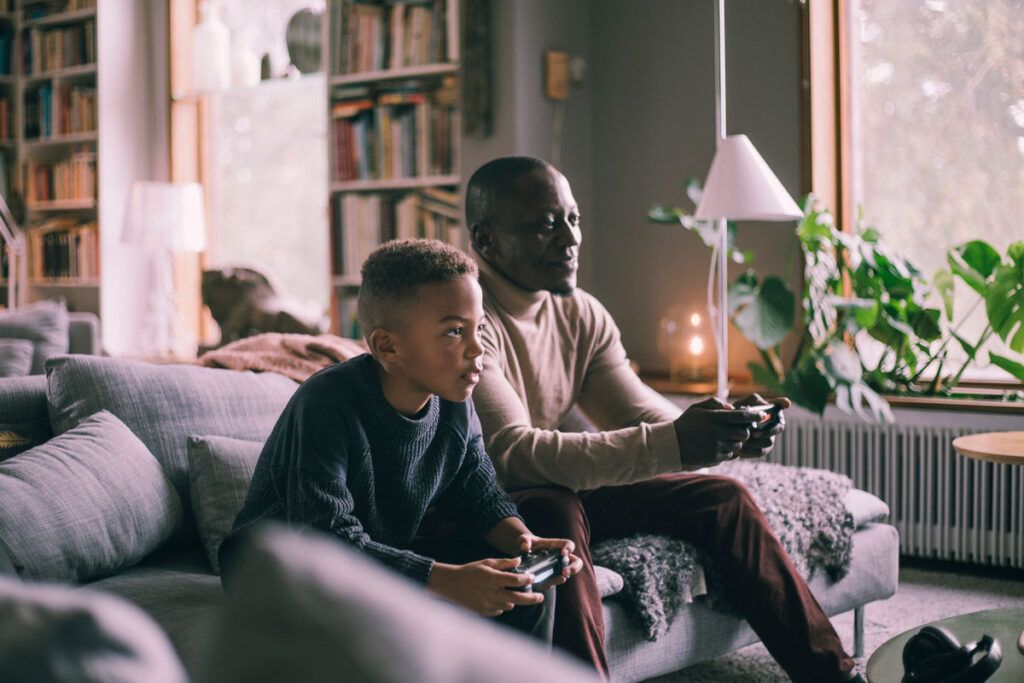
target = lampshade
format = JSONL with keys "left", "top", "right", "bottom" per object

{"left": 694, "top": 134, "right": 803, "bottom": 221}
{"left": 123, "top": 182, "right": 207, "bottom": 252}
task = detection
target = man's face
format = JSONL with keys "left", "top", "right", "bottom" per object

{"left": 389, "top": 275, "right": 487, "bottom": 404}
{"left": 478, "top": 167, "right": 582, "bottom": 294}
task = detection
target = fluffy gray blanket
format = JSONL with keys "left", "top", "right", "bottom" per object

{"left": 591, "top": 461, "right": 854, "bottom": 641}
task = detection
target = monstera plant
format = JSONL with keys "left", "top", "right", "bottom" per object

{"left": 650, "top": 184, "right": 1024, "bottom": 422}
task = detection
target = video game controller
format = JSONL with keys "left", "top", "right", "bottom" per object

{"left": 509, "top": 549, "right": 569, "bottom": 593}
{"left": 739, "top": 403, "right": 782, "bottom": 428}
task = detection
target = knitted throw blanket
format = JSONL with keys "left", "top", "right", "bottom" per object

{"left": 591, "top": 461, "right": 855, "bottom": 641}
{"left": 197, "top": 333, "right": 367, "bottom": 382}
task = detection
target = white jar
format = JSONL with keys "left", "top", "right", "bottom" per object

{"left": 192, "top": 1, "right": 231, "bottom": 93}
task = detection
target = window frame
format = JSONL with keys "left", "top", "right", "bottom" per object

{"left": 799, "top": 0, "right": 1024, "bottom": 403}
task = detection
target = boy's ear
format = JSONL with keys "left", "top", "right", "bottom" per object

{"left": 368, "top": 328, "right": 398, "bottom": 364}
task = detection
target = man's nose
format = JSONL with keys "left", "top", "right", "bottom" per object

{"left": 554, "top": 219, "right": 580, "bottom": 246}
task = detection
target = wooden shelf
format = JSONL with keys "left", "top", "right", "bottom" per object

{"left": 22, "top": 130, "right": 97, "bottom": 150}
{"left": 23, "top": 7, "right": 96, "bottom": 27}
{"left": 30, "top": 278, "right": 100, "bottom": 288}
{"left": 22, "top": 62, "right": 97, "bottom": 84}
{"left": 330, "top": 175, "right": 460, "bottom": 193}
{"left": 330, "top": 63, "right": 458, "bottom": 87}
{"left": 27, "top": 198, "right": 96, "bottom": 212}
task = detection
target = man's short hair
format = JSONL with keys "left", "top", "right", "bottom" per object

{"left": 465, "top": 156, "right": 553, "bottom": 227}
{"left": 358, "top": 238, "right": 478, "bottom": 335}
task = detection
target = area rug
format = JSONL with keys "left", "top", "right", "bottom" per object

{"left": 647, "top": 562, "right": 1024, "bottom": 682}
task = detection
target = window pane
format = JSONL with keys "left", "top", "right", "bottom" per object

{"left": 206, "top": 1, "right": 329, "bottom": 331}
{"left": 849, "top": 0, "right": 1024, "bottom": 379}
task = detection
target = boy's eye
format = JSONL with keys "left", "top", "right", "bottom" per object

{"left": 445, "top": 327, "right": 464, "bottom": 337}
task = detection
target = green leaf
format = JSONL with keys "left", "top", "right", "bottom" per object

{"left": 912, "top": 308, "right": 943, "bottom": 342}
{"left": 1009, "top": 241, "right": 1024, "bottom": 268}
{"left": 860, "top": 227, "right": 882, "bottom": 243}
{"left": 732, "top": 249, "right": 755, "bottom": 264}
{"left": 952, "top": 331, "right": 976, "bottom": 358}
{"left": 783, "top": 361, "right": 831, "bottom": 416}
{"left": 747, "top": 361, "right": 785, "bottom": 394}
{"left": 985, "top": 264, "right": 1024, "bottom": 353}
{"left": 989, "top": 353, "right": 1024, "bottom": 382}
{"left": 853, "top": 301, "right": 880, "bottom": 329}
{"left": 728, "top": 274, "right": 796, "bottom": 350}
{"left": 933, "top": 269, "right": 955, "bottom": 320}
{"left": 949, "top": 241, "right": 1001, "bottom": 296}
{"left": 647, "top": 205, "right": 684, "bottom": 224}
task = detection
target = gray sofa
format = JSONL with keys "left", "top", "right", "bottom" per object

{"left": 0, "top": 355, "right": 899, "bottom": 682}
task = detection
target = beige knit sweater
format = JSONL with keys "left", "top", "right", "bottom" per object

{"left": 473, "top": 254, "right": 686, "bottom": 492}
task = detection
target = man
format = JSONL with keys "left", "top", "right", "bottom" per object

{"left": 466, "top": 156, "right": 864, "bottom": 683}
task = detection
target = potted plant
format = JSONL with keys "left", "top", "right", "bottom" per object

{"left": 649, "top": 183, "right": 1024, "bottom": 422}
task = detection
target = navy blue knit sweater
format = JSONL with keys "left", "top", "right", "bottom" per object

{"left": 223, "top": 353, "right": 521, "bottom": 583}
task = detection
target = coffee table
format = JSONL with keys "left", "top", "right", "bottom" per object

{"left": 952, "top": 431, "right": 1024, "bottom": 466}
{"left": 866, "top": 607, "right": 1024, "bottom": 682}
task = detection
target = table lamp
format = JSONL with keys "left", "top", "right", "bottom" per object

{"left": 123, "top": 181, "right": 207, "bottom": 355}
{"left": 694, "top": 0, "right": 803, "bottom": 400}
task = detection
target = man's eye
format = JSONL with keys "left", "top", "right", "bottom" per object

{"left": 569, "top": 214, "right": 581, "bottom": 226}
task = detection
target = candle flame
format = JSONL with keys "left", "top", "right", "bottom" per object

{"left": 689, "top": 335, "right": 704, "bottom": 355}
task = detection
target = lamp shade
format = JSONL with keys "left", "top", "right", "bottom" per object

{"left": 123, "top": 181, "right": 207, "bottom": 252}
{"left": 694, "top": 134, "right": 803, "bottom": 221}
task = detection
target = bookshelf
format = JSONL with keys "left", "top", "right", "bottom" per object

{"left": 0, "top": 0, "right": 99, "bottom": 312}
{"left": 325, "top": 0, "right": 464, "bottom": 338}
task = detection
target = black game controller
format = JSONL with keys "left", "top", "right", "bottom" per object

{"left": 739, "top": 403, "right": 782, "bottom": 429}
{"left": 509, "top": 550, "right": 569, "bottom": 593}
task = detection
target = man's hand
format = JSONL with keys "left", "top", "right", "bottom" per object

{"left": 516, "top": 533, "right": 584, "bottom": 588}
{"left": 427, "top": 558, "right": 545, "bottom": 617}
{"left": 673, "top": 396, "right": 777, "bottom": 467}
{"left": 733, "top": 394, "right": 790, "bottom": 459}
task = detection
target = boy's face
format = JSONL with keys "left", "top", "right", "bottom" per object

{"left": 387, "top": 275, "right": 487, "bottom": 404}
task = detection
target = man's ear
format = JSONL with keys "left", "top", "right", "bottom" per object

{"left": 367, "top": 328, "right": 399, "bottom": 366}
{"left": 469, "top": 221, "right": 494, "bottom": 256}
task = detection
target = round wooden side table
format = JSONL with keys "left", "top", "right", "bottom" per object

{"left": 952, "top": 431, "right": 1024, "bottom": 465}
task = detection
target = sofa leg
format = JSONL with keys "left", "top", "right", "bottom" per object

{"left": 853, "top": 605, "right": 865, "bottom": 658}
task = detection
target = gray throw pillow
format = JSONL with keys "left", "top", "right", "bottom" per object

{"left": 0, "top": 298, "right": 70, "bottom": 374}
{"left": 46, "top": 355, "right": 297, "bottom": 540}
{"left": 0, "top": 410, "right": 182, "bottom": 583}
{"left": 199, "top": 526, "right": 598, "bottom": 683}
{"left": 187, "top": 435, "right": 263, "bottom": 573}
{"left": 0, "top": 338, "right": 34, "bottom": 378}
{"left": 0, "top": 576, "right": 188, "bottom": 683}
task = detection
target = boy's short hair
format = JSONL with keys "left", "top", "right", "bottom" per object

{"left": 358, "top": 238, "right": 478, "bottom": 335}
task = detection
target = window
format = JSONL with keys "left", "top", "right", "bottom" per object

{"left": 845, "top": 0, "right": 1024, "bottom": 379}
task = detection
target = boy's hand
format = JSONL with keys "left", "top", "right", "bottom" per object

{"left": 427, "top": 559, "right": 544, "bottom": 617}
{"left": 517, "top": 534, "right": 584, "bottom": 588}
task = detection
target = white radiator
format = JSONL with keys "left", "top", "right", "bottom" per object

{"left": 771, "top": 407, "right": 1024, "bottom": 568}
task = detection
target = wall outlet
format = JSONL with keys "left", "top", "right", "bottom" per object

{"left": 545, "top": 50, "right": 570, "bottom": 101}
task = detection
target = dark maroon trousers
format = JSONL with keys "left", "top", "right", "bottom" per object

{"left": 510, "top": 473, "right": 856, "bottom": 683}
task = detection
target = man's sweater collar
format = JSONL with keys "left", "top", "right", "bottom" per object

{"left": 473, "top": 250, "right": 549, "bottom": 320}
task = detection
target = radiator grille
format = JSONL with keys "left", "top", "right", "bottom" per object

{"left": 772, "top": 411, "right": 1024, "bottom": 568}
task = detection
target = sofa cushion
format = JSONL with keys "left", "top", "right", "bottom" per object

{"left": 199, "top": 526, "right": 597, "bottom": 683}
{"left": 0, "top": 375, "right": 51, "bottom": 463}
{"left": 0, "top": 338, "right": 35, "bottom": 378}
{"left": 0, "top": 298, "right": 70, "bottom": 374}
{"left": 0, "top": 410, "right": 182, "bottom": 583}
{"left": 46, "top": 356, "right": 298, "bottom": 539}
{"left": 0, "top": 576, "right": 187, "bottom": 682}
{"left": 187, "top": 435, "right": 262, "bottom": 573}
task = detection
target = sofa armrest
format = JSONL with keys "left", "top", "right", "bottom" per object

{"left": 68, "top": 312, "right": 101, "bottom": 356}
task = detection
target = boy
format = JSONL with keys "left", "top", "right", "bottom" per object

{"left": 220, "top": 239, "right": 582, "bottom": 635}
